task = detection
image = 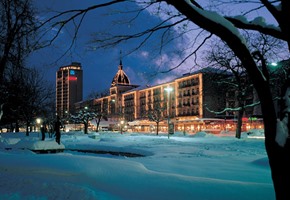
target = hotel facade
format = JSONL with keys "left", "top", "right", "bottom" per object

{"left": 73, "top": 61, "right": 263, "bottom": 133}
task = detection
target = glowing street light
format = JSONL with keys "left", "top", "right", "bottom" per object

{"left": 266, "top": 61, "right": 280, "bottom": 73}
{"left": 36, "top": 118, "right": 42, "bottom": 133}
{"left": 36, "top": 118, "right": 41, "bottom": 124}
{"left": 165, "top": 86, "right": 173, "bottom": 138}
{"left": 270, "top": 62, "right": 278, "bottom": 67}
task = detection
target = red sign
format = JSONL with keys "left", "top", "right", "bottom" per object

{"left": 242, "top": 117, "right": 248, "bottom": 121}
{"left": 69, "top": 76, "right": 77, "bottom": 81}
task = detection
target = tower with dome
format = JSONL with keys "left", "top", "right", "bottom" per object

{"left": 108, "top": 59, "right": 139, "bottom": 117}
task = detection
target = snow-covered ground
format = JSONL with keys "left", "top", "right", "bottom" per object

{"left": 0, "top": 130, "right": 274, "bottom": 200}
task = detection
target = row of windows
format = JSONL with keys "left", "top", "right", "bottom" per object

{"left": 56, "top": 92, "right": 69, "bottom": 96}
{"left": 124, "top": 101, "right": 134, "bottom": 107}
{"left": 177, "top": 112, "right": 199, "bottom": 117}
{"left": 85, "top": 98, "right": 199, "bottom": 115}
{"left": 126, "top": 98, "right": 199, "bottom": 108}
{"left": 178, "top": 98, "right": 199, "bottom": 104}
{"left": 178, "top": 88, "right": 199, "bottom": 97}
{"left": 124, "top": 94, "right": 134, "bottom": 101}
{"left": 177, "top": 78, "right": 199, "bottom": 88}
{"left": 138, "top": 89, "right": 199, "bottom": 100}
{"left": 124, "top": 107, "right": 135, "bottom": 113}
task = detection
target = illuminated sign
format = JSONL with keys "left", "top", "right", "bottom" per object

{"left": 69, "top": 70, "right": 77, "bottom": 81}
{"left": 70, "top": 70, "right": 75, "bottom": 75}
{"left": 69, "top": 76, "right": 77, "bottom": 81}
{"left": 248, "top": 117, "right": 258, "bottom": 121}
{"left": 242, "top": 117, "right": 248, "bottom": 121}
{"left": 242, "top": 117, "right": 258, "bottom": 121}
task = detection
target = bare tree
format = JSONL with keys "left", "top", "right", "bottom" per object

{"left": 147, "top": 102, "right": 166, "bottom": 135}
{"left": 205, "top": 33, "right": 286, "bottom": 138}
{"left": 0, "top": 0, "right": 38, "bottom": 121}
{"left": 157, "top": 2, "right": 290, "bottom": 199}
{"left": 205, "top": 43, "right": 250, "bottom": 138}
{"left": 37, "top": 1, "right": 290, "bottom": 198}
{"left": 1, "top": 67, "right": 54, "bottom": 136}
{"left": 0, "top": 0, "right": 36, "bottom": 79}
{"left": 94, "top": 113, "right": 108, "bottom": 132}
{"left": 20, "top": 68, "right": 54, "bottom": 136}
{"left": 70, "top": 107, "right": 97, "bottom": 134}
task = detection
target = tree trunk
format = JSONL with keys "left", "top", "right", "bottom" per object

{"left": 96, "top": 121, "right": 100, "bottom": 132}
{"left": 165, "top": 1, "right": 290, "bottom": 198}
{"left": 156, "top": 122, "right": 159, "bottom": 135}
{"left": 96, "top": 116, "right": 101, "bottom": 132}
{"left": 26, "top": 121, "right": 30, "bottom": 136}
{"left": 257, "top": 82, "right": 289, "bottom": 200}
{"left": 15, "top": 120, "right": 19, "bottom": 132}
{"left": 84, "top": 123, "right": 88, "bottom": 134}
{"left": 236, "top": 105, "right": 244, "bottom": 139}
{"left": 269, "top": 141, "right": 290, "bottom": 200}
{"left": 0, "top": 104, "right": 3, "bottom": 122}
{"left": 235, "top": 110, "right": 242, "bottom": 139}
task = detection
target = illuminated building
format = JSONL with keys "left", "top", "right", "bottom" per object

{"left": 121, "top": 70, "right": 229, "bottom": 132}
{"left": 56, "top": 62, "right": 83, "bottom": 118}
{"left": 92, "top": 60, "right": 139, "bottom": 122}
{"left": 75, "top": 61, "right": 232, "bottom": 132}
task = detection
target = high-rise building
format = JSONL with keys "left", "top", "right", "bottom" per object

{"left": 56, "top": 62, "right": 83, "bottom": 118}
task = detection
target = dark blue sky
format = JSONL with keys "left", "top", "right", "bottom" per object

{"left": 28, "top": 0, "right": 192, "bottom": 99}
{"left": 28, "top": 1, "right": 280, "bottom": 99}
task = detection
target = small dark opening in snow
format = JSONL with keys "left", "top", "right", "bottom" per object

{"left": 67, "top": 149, "right": 145, "bottom": 157}
{"left": 30, "top": 149, "right": 146, "bottom": 157}
{"left": 31, "top": 149, "right": 64, "bottom": 154}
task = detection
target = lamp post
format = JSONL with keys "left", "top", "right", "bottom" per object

{"left": 65, "top": 110, "right": 69, "bottom": 125}
{"left": 81, "top": 106, "right": 89, "bottom": 134}
{"left": 165, "top": 86, "right": 173, "bottom": 138}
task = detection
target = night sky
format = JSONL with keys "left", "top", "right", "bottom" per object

{"left": 28, "top": 0, "right": 278, "bottom": 99}
{"left": 28, "top": 0, "right": 195, "bottom": 99}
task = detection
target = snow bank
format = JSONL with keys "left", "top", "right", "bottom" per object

{"left": 0, "top": 131, "right": 274, "bottom": 199}
{"left": 190, "top": 131, "right": 217, "bottom": 138}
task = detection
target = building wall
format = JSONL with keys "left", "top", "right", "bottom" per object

{"left": 77, "top": 71, "right": 225, "bottom": 122}
{"left": 76, "top": 69, "right": 263, "bottom": 119}
{"left": 174, "top": 73, "right": 202, "bottom": 118}
{"left": 56, "top": 62, "right": 83, "bottom": 118}
{"left": 73, "top": 68, "right": 266, "bottom": 132}
{"left": 119, "top": 73, "right": 212, "bottom": 121}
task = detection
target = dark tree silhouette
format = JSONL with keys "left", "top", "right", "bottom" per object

{"left": 0, "top": 0, "right": 38, "bottom": 122}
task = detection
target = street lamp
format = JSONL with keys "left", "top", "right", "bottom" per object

{"left": 36, "top": 118, "right": 42, "bottom": 134}
{"left": 270, "top": 62, "right": 278, "bottom": 67}
{"left": 165, "top": 86, "right": 173, "bottom": 138}
{"left": 36, "top": 118, "right": 41, "bottom": 125}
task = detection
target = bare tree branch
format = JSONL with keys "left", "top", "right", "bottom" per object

{"left": 160, "top": 33, "right": 213, "bottom": 73}
{"left": 205, "top": 101, "right": 261, "bottom": 114}
{"left": 225, "top": 16, "right": 284, "bottom": 40}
